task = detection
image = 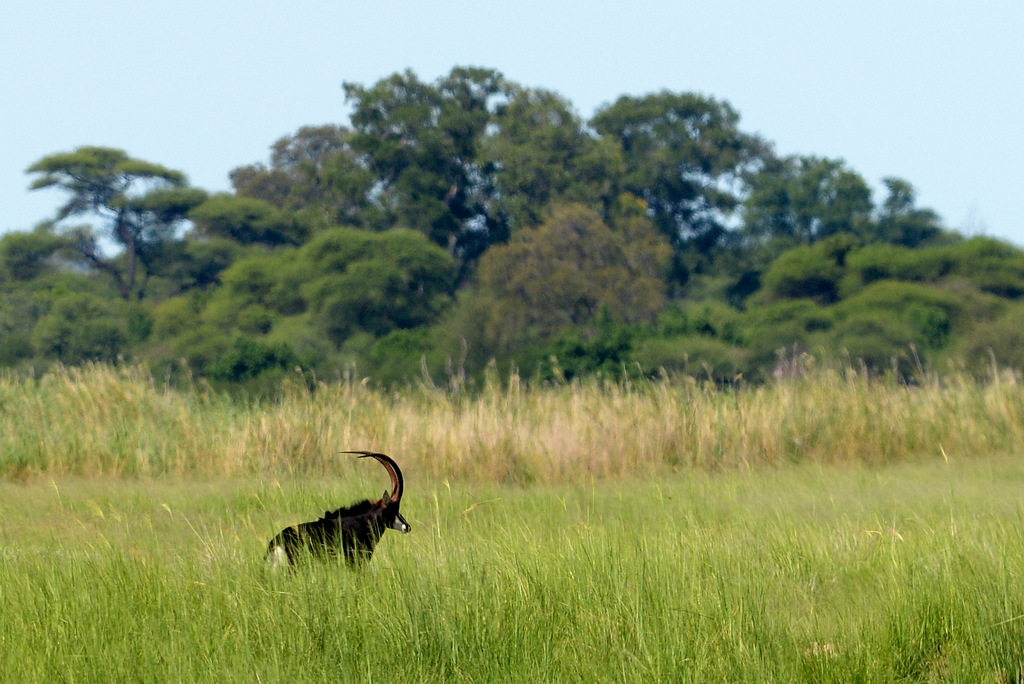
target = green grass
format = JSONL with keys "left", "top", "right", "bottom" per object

{"left": 3, "top": 456, "right": 1024, "bottom": 682}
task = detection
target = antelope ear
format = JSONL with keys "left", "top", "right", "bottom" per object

{"left": 381, "top": 490, "right": 392, "bottom": 503}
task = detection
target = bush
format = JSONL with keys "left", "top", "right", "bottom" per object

{"left": 959, "top": 301, "right": 1024, "bottom": 373}
{"left": 841, "top": 237, "right": 1024, "bottom": 301}
{"left": 833, "top": 281, "right": 964, "bottom": 350}
{"left": 363, "top": 328, "right": 434, "bottom": 387}
{"left": 946, "top": 237, "right": 1024, "bottom": 298}
{"left": 738, "top": 299, "right": 833, "bottom": 366}
{"left": 150, "top": 296, "right": 198, "bottom": 339}
{"left": 301, "top": 228, "right": 457, "bottom": 344}
{"left": 169, "top": 325, "right": 231, "bottom": 376}
{"left": 759, "top": 240, "right": 848, "bottom": 304}
{"left": 841, "top": 243, "right": 952, "bottom": 295}
{"left": 633, "top": 335, "right": 749, "bottom": 381}
{"left": 827, "top": 313, "right": 919, "bottom": 375}
{"left": 32, "top": 294, "right": 129, "bottom": 364}
{"left": 209, "top": 336, "right": 299, "bottom": 383}
{"left": 540, "top": 314, "right": 636, "bottom": 382}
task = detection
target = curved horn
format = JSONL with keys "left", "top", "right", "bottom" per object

{"left": 341, "top": 451, "right": 403, "bottom": 502}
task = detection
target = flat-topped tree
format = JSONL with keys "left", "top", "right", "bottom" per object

{"left": 27, "top": 146, "right": 206, "bottom": 299}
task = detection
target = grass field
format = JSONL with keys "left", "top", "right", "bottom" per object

{"left": 2, "top": 456, "right": 1024, "bottom": 682}
{"left": 3, "top": 364, "right": 1024, "bottom": 681}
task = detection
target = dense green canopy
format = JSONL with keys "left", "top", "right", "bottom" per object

{"left": 4, "top": 67, "right": 1021, "bottom": 389}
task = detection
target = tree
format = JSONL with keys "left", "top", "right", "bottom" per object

{"left": 0, "top": 227, "right": 63, "bottom": 282}
{"left": 591, "top": 92, "right": 769, "bottom": 264}
{"left": 32, "top": 293, "right": 130, "bottom": 364}
{"left": 474, "top": 203, "right": 671, "bottom": 355}
{"left": 230, "top": 125, "right": 374, "bottom": 229}
{"left": 344, "top": 67, "right": 513, "bottom": 262}
{"left": 189, "top": 194, "right": 309, "bottom": 246}
{"left": 742, "top": 156, "right": 873, "bottom": 248}
{"left": 873, "top": 177, "right": 942, "bottom": 247}
{"left": 27, "top": 146, "right": 206, "bottom": 299}
{"left": 300, "top": 228, "right": 458, "bottom": 343}
{"left": 479, "top": 87, "right": 621, "bottom": 235}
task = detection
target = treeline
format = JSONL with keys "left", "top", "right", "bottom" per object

{"left": 3, "top": 66, "right": 1024, "bottom": 390}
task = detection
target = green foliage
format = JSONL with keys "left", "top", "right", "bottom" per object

{"left": 169, "top": 325, "right": 230, "bottom": 376}
{"left": 475, "top": 204, "right": 670, "bottom": 355}
{"left": 150, "top": 296, "right": 199, "bottom": 339}
{"left": 31, "top": 293, "right": 130, "bottom": 364}
{"left": 300, "top": 228, "right": 457, "bottom": 343}
{"left": 480, "top": 87, "right": 619, "bottom": 233}
{"left": 208, "top": 336, "right": 299, "bottom": 383}
{"left": 828, "top": 314, "right": 919, "bottom": 373}
{"left": 0, "top": 291, "right": 45, "bottom": 365}
{"left": 12, "top": 68, "right": 1024, "bottom": 385}
{"left": 833, "top": 281, "right": 963, "bottom": 349}
{"left": 541, "top": 311, "right": 636, "bottom": 382}
{"left": 592, "top": 91, "right": 768, "bottom": 257}
{"left": 362, "top": 328, "right": 434, "bottom": 387}
{"left": 157, "top": 238, "right": 241, "bottom": 294}
{"left": 656, "top": 300, "right": 743, "bottom": 343}
{"left": 959, "top": 301, "right": 1024, "bottom": 373}
{"left": 743, "top": 155, "right": 873, "bottom": 246}
{"left": 26, "top": 146, "right": 206, "bottom": 300}
{"left": 344, "top": 67, "right": 512, "bottom": 259}
{"left": 759, "top": 235, "right": 856, "bottom": 304}
{"left": 841, "top": 242, "right": 951, "bottom": 293}
{"left": 0, "top": 228, "right": 63, "bottom": 282}
{"left": 873, "top": 177, "right": 943, "bottom": 246}
{"left": 738, "top": 298, "right": 834, "bottom": 370}
{"left": 841, "top": 237, "right": 1024, "bottom": 302}
{"left": 156, "top": 227, "right": 456, "bottom": 383}
{"left": 189, "top": 194, "right": 309, "bottom": 246}
{"left": 945, "top": 236, "right": 1024, "bottom": 298}
{"left": 633, "top": 334, "right": 748, "bottom": 381}
{"left": 27, "top": 146, "right": 186, "bottom": 199}
{"left": 230, "top": 125, "right": 375, "bottom": 228}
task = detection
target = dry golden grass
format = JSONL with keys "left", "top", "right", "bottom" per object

{"left": 3, "top": 363, "right": 1024, "bottom": 482}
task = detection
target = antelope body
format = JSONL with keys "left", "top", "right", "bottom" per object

{"left": 266, "top": 451, "right": 410, "bottom": 568}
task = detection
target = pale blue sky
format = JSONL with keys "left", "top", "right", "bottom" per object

{"left": 3, "top": 1, "right": 1022, "bottom": 244}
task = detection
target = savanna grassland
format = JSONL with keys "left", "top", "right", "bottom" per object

{"left": 3, "top": 365, "right": 1024, "bottom": 682}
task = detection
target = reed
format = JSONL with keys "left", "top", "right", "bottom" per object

{"left": 3, "top": 363, "right": 1024, "bottom": 481}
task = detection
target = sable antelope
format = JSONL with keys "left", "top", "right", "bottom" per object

{"left": 265, "top": 451, "right": 410, "bottom": 568}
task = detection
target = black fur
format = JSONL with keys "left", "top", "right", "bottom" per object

{"left": 265, "top": 452, "right": 410, "bottom": 568}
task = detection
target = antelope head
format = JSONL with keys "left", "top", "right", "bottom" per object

{"left": 343, "top": 450, "right": 411, "bottom": 534}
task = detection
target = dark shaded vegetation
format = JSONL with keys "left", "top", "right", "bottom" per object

{"left": 4, "top": 66, "right": 1023, "bottom": 390}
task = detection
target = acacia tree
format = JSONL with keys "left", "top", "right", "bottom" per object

{"left": 27, "top": 146, "right": 206, "bottom": 299}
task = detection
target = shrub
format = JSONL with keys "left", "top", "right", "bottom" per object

{"left": 759, "top": 239, "right": 852, "bottom": 304}
{"left": 959, "top": 301, "right": 1024, "bottom": 373}
{"left": 151, "top": 296, "right": 198, "bottom": 339}
{"left": 833, "top": 281, "right": 964, "bottom": 350}
{"left": 32, "top": 294, "right": 129, "bottom": 364}
{"left": 209, "top": 336, "right": 299, "bottom": 383}
{"left": 541, "top": 313, "right": 636, "bottom": 382}
{"left": 363, "top": 328, "right": 434, "bottom": 387}
{"left": 633, "top": 335, "right": 749, "bottom": 381}
{"left": 738, "top": 299, "right": 833, "bottom": 366}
